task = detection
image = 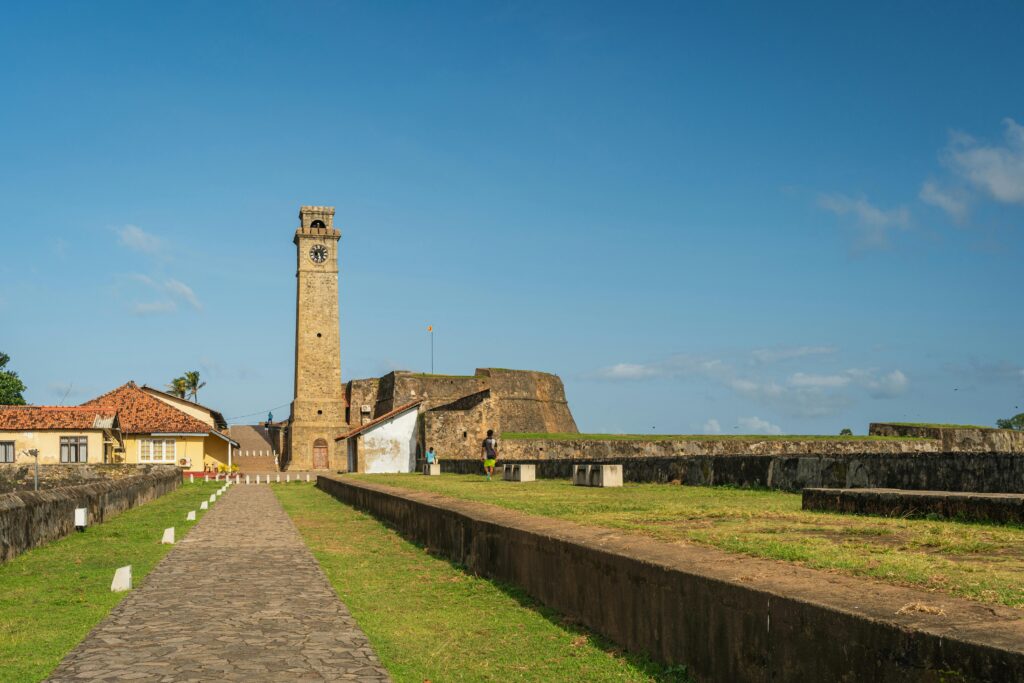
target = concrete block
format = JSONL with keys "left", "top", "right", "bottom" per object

{"left": 572, "top": 464, "right": 591, "bottom": 486}
{"left": 186, "top": 510, "right": 196, "bottom": 521}
{"left": 111, "top": 565, "right": 132, "bottom": 592}
{"left": 504, "top": 464, "right": 536, "bottom": 482}
{"left": 422, "top": 463, "right": 441, "bottom": 476}
{"left": 74, "top": 507, "right": 88, "bottom": 530}
{"left": 161, "top": 527, "right": 175, "bottom": 544}
{"left": 589, "top": 464, "right": 623, "bottom": 488}
{"left": 200, "top": 501, "right": 208, "bottom": 510}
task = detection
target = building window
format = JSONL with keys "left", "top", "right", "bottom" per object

{"left": 60, "top": 436, "right": 88, "bottom": 463}
{"left": 0, "top": 441, "right": 13, "bottom": 463}
{"left": 139, "top": 438, "right": 176, "bottom": 463}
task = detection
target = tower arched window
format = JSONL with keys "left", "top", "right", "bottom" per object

{"left": 310, "top": 220, "right": 326, "bottom": 229}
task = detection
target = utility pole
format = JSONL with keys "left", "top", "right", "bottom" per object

{"left": 427, "top": 325, "right": 434, "bottom": 374}
{"left": 29, "top": 449, "right": 39, "bottom": 491}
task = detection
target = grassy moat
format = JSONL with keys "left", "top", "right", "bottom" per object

{"left": 353, "top": 474, "right": 1024, "bottom": 610}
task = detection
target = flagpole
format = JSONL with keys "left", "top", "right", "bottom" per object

{"left": 428, "top": 325, "right": 434, "bottom": 374}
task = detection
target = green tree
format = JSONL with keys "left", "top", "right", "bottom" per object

{"left": 183, "top": 370, "right": 206, "bottom": 403}
{"left": 0, "top": 352, "right": 27, "bottom": 405}
{"left": 996, "top": 414, "right": 1024, "bottom": 430}
{"left": 166, "top": 376, "right": 188, "bottom": 398}
{"left": 839, "top": 428, "right": 853, "bottom": 436}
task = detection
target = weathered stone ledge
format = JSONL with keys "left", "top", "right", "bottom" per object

{"left": 803, "top": 487, "right": 1024, "bottom": 524}
{"left": 440, "top": 452, "right": 1024, "bottom": 493}
{"left": 503, "top": 437, "right": 942, "bottom": 459}
{"left": 0, "top": 470, "right": 180, "bottom": 562}
{"left": 316, "top": 475, "right": 1024, "bottom": 683}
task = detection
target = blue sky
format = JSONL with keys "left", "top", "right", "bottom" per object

{"left": 1, "top": 1, "right": 1022, "bottom": 434}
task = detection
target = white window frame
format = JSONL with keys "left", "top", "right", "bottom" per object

{"left": 138, "top": 438, "right": 177, "bottom": 463}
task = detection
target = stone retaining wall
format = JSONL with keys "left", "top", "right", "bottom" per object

{"left": 0, "top": 469, "right": 180, "bottom": 562}
{"left": 803, "top": 487, "right": 1024, "bottom": 524}
{"left": 316, "top": 475, "right": 1024, "bottom": 682}
{"left": 441, "top": 452, "right": 1024, "bottom": 493}
{"left": 0, "top": 463, "right": 180, "bottom": 494}
{"left": 869, "top": 423, "right": 1024, "bottom": 453}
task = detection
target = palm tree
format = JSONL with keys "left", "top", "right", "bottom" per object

{"left": 183, "top": 370, "right": 206, "bottom": 403}
{"left": 167, "top": 376, "right": 188, "bottom": 398}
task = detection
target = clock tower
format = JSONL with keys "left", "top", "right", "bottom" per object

{"left": 288, "top": 205, "right": 345, "bottom": 470}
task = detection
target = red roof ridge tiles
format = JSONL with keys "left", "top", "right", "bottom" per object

{"left": 82, "top": 381, "right": 212, "bottom": 435}
{"left": 336, "top": 400, "right": 422, "bottom": 441}
{"left": 0, "top": 405, "right": 119, "bottom": 431}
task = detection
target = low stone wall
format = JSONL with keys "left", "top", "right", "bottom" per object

{"left": 316, "top": 475, "right": 1024, "bottom": 682}
{"left": 869, "top": 423, "right": 1024, "bottom": 453}
{"left": 803, "top": 487, "right": 1024, "bottom": 524}
{"left": 0, "top": 469, "right": 180, "bottom": 562}
{"left": 0, "top": 463, "right": 179, "bottom": 494}
{"left": 441, "top": 452, "right": 1024, "bottom": 493}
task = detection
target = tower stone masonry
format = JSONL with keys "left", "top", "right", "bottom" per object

{"left": 288, "top": 205, "right": 345, "bottom": 470}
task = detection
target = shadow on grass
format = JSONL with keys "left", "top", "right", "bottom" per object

{"left": 367, "top": 513, "right": 694, "bottom": 683}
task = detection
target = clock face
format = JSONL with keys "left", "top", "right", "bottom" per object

{"left": 309, "top": 245, "right": 328, "bottom": 264}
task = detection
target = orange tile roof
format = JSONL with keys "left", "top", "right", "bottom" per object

{"left": 0, "top": 405, "right": 118, "bottom": 431}
{"left": 82, "top": 381, "right": 211, "bottom": 435}
{"left": 336, "top": 400, "right": 422, "bottom": 441}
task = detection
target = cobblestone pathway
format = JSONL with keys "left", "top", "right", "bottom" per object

{"left": 48, "top": 485, "right": 390, "bottom": 682}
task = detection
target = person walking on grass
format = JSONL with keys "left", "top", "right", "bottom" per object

{"left": 481, "top": 429, "right": 498, "bottom": 480}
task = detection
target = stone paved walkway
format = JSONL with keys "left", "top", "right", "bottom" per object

{"left": 47, "top": 485, "right": 390, "bottom": 682}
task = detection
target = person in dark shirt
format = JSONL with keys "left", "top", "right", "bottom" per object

{"left": 481, "top": 429, "right": 498, "bottom": 480}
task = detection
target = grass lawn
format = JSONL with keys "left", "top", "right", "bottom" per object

{"left": 274, "top": 484, "right": 690, "bottom": 683}
{"left": 0, "top": 480, "right": 221, "bottom": 683}
{"left": 503, "top": 432, "right": 924, "bottom": 442}
{"left": 355, "top": 474, "right": 1024, "bottom": 610}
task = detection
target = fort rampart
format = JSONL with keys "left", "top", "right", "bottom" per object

{"left": 0, "top": 468, "right": 180, "bottom": 562}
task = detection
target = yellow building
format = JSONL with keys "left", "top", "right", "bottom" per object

{"left": 0, "top": 406, "right": 125, "bottom": 465}
{"left": 81, "top": 382, "right": 238, "bottom": 472}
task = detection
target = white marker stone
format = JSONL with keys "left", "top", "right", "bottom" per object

{"left": 306, "top": 473, "right": 310, "bottom": 482}
{"left": 189, "top": 473, "right": 194, "bottom": 483}
{"left": 74, "top": 507, "right": 88, "bottom": 529}
{"left": 246, "top": 475, "right": 251, "bottom": 485}
{"left": 187, "top": 510, "right": 196, "bottom": 521}
{"left": 286, "top": 474, "right": 291, "bottom": 483}
{"left": 161, "top": 527, "right": 175, "bottom": 544}
{"left": 276, "top": 474, "right": 280, "bottom": 483}
{"left": 209, "top": 494, "right": 216, "bottom": 503}
{"left": 200, "top": 501, "right": 208, "bottom": 510}
{"left": 111, "top": 565, "right": 132, "bottom": 592}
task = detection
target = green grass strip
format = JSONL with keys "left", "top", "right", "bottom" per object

{"left": 356, "top": 475, "right": 1024, "bottom": 611}
{"left": 503, "top": 432, "right": 926, "bottom": 442}
{"left": 274, "top": 484, "right": 690, "bottom": 682}
{"left": 0, "top": 480, "right": 221, "bottom": 683}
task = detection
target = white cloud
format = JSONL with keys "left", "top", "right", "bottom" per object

{"left": 117, "top": 225, "right": 164, "bottom": 254}
{"left": 132, "top": 301, "right": 177, "bottom": 316}
{"left": 946, "top": 118, "right": 1024, "bottom": 205}
{"left": 703, "top": 418, "right": 722, "bottom": 434}
{"left": 818, "top": 193, "right": 910, "bottom": 248}
{"left": 788, "top": 372, "right": 851, "bottom": 388}
{"left": 165, "top": 279, "right": 202, "bottom": 311}
{"left": 919, "top": 181, "right": 968, "bottom": 222}
{"left": 737, "top": 416, "right": 783, "bottom": 435}
{"left": 594, "top": 363, "right": 662, "bottom": 380}
{"left": 847, "top": 368, "right": 908, "bottom": 398}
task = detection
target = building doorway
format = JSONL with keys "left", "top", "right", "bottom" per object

{"left": 312, "top": 438, "right": 329, "bottom": 470}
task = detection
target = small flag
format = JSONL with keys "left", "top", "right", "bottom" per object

{"left": 427, "top": 325, "right": 433, "bottom": 332}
